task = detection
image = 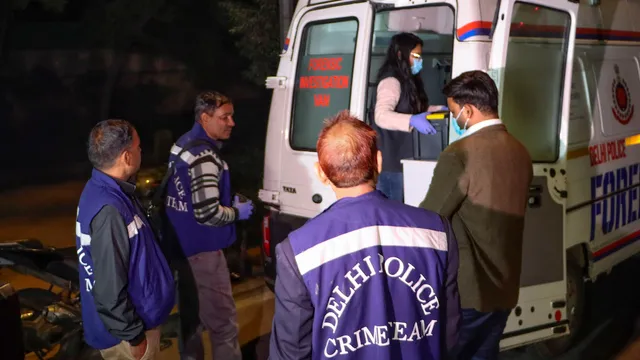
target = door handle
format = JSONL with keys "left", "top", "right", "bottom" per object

{"left": 528, "top": 185, "right": 542, "bottom": 208}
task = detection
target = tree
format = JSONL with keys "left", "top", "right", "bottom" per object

{"left": 220, "top": 0, "right": 280, "bottom": 85}
{"left": 83, "top": 0, "right": 174, "bottom": 120}
{"left": 0, "top": 0, "right": 67, "bottom": 64}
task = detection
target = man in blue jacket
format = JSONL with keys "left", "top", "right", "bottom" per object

{"left": 165, "top": 91, "right": 254, "bottom": 360}
{"left": 76, "top": 119, "right": 175, "bottom": 360}
{"left": 269, "top": 111, "right": 460, "bottom": 360}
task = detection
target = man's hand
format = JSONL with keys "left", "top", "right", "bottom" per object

{"left": 129, "top": 336, "right": 147, "bottom": 360}
{"left": 233, "top": 195, "right": 254, "bottom": 220}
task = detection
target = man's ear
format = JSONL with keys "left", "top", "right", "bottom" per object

{"left": 122, "top": 150, "right": 132, "bottom": 167}
{"left": 198, "top": 112, "right": 207, "bottom": 125}
{"left": 376, "top": 150, "right": 383, "bottom": 174}
{"left": 314, "top": 162, "right": 330, "bottom": 186}
{"left": 467, "top": 104, "right": 479, "bottom": 119}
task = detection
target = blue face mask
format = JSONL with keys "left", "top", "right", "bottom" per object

{"left": 411, "top": 58, "right": 423, "bottom": 75}
{"left": 452, "top": 108, "right": 469, "bottom": 136}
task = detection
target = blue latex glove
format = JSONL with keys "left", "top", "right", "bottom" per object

{"left": 410, "top": 112, "right": 437, "bottom": 135}
{"left": 233, "top": 195, "right": 254, "bottom": 220}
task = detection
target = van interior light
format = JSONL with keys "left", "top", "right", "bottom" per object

{"left": 387, "top": 7, "right": 453, "bottom": 33}
{"left": 625, "top": 134, "right": 640, "bottom": 147}
{"left": 412, "top": 16, "right": 425, "bottom": 31}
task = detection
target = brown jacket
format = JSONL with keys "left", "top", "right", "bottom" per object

{"left": 420, "top": 123, "right": 532, "bottom": 312}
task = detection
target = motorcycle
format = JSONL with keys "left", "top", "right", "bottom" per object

{"left": 0, "top": 239, "right": 180, "bottom": 360}
{"left": 0, "top": 238, "right": 95, "bottom": 360}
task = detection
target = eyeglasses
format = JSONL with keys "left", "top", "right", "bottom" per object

{"left": 410, "top": 53, "right": 422, "bottom": 59}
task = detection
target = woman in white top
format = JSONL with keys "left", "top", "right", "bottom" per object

{"left": 373, "top": 32, "right": 447, "bottom": 202}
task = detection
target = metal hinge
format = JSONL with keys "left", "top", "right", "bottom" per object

{"left": 265, "top": 76, "right": 287, "bottom": 90}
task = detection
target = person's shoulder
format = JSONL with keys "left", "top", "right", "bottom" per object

{"left": 175, "top": 129, "right": 215, "bottom": 152}
{"left": 289, "top": 209, "right": 330, "bottom": 239}
{"left": 438, "top": 142, "right": 467, "bottom": 165}
{"left": 174, "top": 130, "right": 194, "bottom": 146}
{"left": 101, "top": 191, "right": 131, "bottom": 213}
{"left": 400, "top": 201, "right": 442, "bottom": 219}
{"left": 93, "top": 188, "right": 131, "bottom": 218}
{"left": 505, "top": 130, "right": 530, "bottom": 152}
{"left": 378, "top": 76, "right": 401, "bottom": 88}
{"left": 496, "top": 127, "right": 531, "bottom": 161}
{"left": 275, "top": 237, "right": 294, "bottom": 258}
{"left": 380, "top": 197, "right": 445, "bottom": 228}
{"left": 177, "top": 140, "right": 222, "bottom": 169}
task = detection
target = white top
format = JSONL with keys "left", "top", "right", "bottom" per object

{"left": 374, "top": 77, "right": 446, "bottom": 132}
{"left": 458, "top": 119, "right": 502, "bottom": 140}
{"left": 375, "top": 78, "right": 412, "bottom": 131}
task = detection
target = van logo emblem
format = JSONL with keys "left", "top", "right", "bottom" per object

{"left": 612, "top": 64, "right": 634, "bottom": 125}
{"left": 283, "top": 186, "right": 297, "bottom": 194}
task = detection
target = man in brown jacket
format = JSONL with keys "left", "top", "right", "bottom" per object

{"left": 420, "top": 70, "right": 532, "bottom": 360}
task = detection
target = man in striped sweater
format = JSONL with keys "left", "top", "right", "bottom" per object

{"left": 165, "top": 91, "right": 254, "bottom": 360}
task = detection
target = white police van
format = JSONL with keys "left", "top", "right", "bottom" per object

{"left": 259, "top": 0, "right": 640, "bottom": 355}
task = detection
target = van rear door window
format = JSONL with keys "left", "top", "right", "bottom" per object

{"left": 290, "top": 19, "right": 358, "bottom": 151}
{"left": 500, "top": 3, "right": 571, "bottom": 162}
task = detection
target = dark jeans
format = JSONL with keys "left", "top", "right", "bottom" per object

{"left": 376, "top": 171, "right": 404, "bottom": 202}
{"left": 455, "top": 308, "right": 510, "bottom": 360}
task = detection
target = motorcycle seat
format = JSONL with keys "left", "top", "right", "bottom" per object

{"left": 1, "top": 241, "right": 80, "bottom": 289}
{"left": 45, "top": 261, "right": 79, "bottom": 284}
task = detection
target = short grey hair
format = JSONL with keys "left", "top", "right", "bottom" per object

{"left": 87, "top": 119, "right": 136, "bottom": 170}
{"left": 194, "top": 91, "right": 232, "bottom": 122}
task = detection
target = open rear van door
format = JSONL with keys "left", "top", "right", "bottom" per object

{"left": 488, "top": 0, "right": 579, "bottom": 349}
{"left": 264, "top": 2, "right": 373, "bottom": 218}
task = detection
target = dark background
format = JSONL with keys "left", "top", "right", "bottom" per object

{"left": 0, "top": 0, "right": 279, "bottom": 195}
{"left": 0, "top": 0, "right": 284, "bottom": 246}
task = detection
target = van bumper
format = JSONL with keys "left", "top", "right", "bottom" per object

{"left": 262, "top": 210, "right": 308, "bottom": 293}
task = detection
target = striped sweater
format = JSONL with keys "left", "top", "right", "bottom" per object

{"left": 188, "top": 148, "right": 237, "bottom": 226}
{"left": 165, "top": 122, "right": 237, "bottom": 257}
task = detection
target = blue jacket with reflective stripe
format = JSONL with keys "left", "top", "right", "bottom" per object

{"left": 165, "top": 122, "right": 236, "bottom": 256}
{"left": 286, "top": 190, "right": 460, "bottom": 360}
{"left": 75, "top": 169, "right": 175, "bottom": 349}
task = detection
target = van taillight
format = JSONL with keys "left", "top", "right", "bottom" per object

{"left": 262, "top": 215, "right": 271, "bottom": 257}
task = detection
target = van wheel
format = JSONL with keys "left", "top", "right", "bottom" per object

{"left": 529, "top": 260, "right": 587, "bottom": 357}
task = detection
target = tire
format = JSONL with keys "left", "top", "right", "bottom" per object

{"left": 17, "top": 288, "right": 91, "bottom": 359}
{"left": 529, "top": 259, "right": 587, "bottom": 357}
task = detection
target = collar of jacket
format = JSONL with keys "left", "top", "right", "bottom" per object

{"left": 322, "top": 190, "right": 384, "bottom": 214}
{"left": 190, "top": 122, "right": 223, "bottom": 149}
{"left": 91, "top": 168, "right": 136, "bottom": 195}
{"left": 459, "top": 119, "right": 503, "bottom": 140}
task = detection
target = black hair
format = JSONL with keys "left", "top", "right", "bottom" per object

{"left": 376, "top": 32, "right": 429, "bottom": 113}
{"left": 443, "top": 70, "right": 499, "bottom": 115}
{"left": 87, "top": 119, "right": 135, "bottom": 170}
{"left": 194, "top": 91, "right": 232, "bottom": 122}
